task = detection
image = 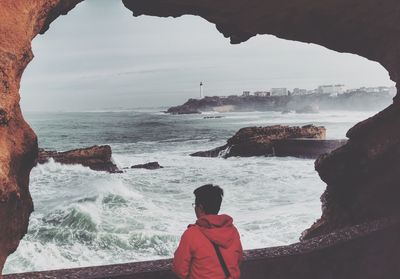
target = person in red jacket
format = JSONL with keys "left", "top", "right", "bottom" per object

{"left": 173, "top": 184, "right": 243, "bottom": 279}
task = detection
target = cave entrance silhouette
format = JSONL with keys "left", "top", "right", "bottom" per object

{"left": 0, "top": 1, "right": 397, "bottom": 278}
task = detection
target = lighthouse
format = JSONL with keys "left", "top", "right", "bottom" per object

{"left": 199, "top": 81, "right": 203, "bottom": 99}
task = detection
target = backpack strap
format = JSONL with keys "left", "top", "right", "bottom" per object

{"left": 211, "top": 242, "right": 231, "bottom": 278}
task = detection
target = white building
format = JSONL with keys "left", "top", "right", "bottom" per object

{"left": 270, "top": 88, "right": 288, "bottom": 96}
{"left": 292, "top": 88, "right": 308, "bottom": 95}
{"left": 359, "top": 86, "right": 395, "bottom": 95}
{"left": 375, "top": 86, "right": 393, "bottom": 94}
{"left": 317, "top": 84, "right": 345, "bottom": 96}
{"left": 242, "top": 91, "right": 250, "bottom": 97}
{"left": 254, "top": 91, "right": 269, "bottom": 97}
{"left": 368, "top": 87, "right": 381, "bottom": 93}
{"left": 359, "top": 87, "right": 381, "bottom": 93}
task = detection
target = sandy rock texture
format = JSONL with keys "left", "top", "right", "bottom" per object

{"left": 190, "top": 125, "right": 329, "bottom": 158}
{"left": 0, "top": 0, "right": 400, "bottom": 275}
{"left": 38, "top": 145, "right": 121, "bottom": 173}
{"left": 0, "top": 0, "right": 84, "bottom": 272}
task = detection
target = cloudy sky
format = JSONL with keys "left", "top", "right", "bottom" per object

{"left": 20, "top": 0, "right": 395, "bottom": 111}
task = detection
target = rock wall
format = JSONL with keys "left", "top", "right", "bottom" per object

{"left": 302, "top": 103, "right": 400, "bottom": 239}
{"left": 0, "top": 0, "right": 400, "bottom": 275}
{"left": 0, "top": 0, "right": 84, "bottom": 272}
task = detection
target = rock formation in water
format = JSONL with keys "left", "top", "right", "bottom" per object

{"left": 1, "top": 0, "right": 400, "bottom": 275}
{"left": 191, "top": 125, "right": 335, "bottom": 158}
{"left": 167, "top": 96, "right": 286, "bottom": 114}
{"left": 131, "top": 162, "right": 164, "bottom": 170}
{"left": 37, "top": 145, "right": 121, "bottom": 173}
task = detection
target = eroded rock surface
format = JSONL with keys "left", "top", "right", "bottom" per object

{"left": 0, "top": 0, "right": 85, "bottom": 272}
{"left": 302, "top": 104, "right": 400, "bottom": 239}
{"left": 131, "top": 161, "right": 164, "bottom": 170}
{"left": 38, "top": 145, "right": 121, "bottom": 173}
{"left": 191, "top": 125, "right": 328, "bottom": 158}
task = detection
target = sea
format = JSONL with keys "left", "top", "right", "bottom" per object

{"left": 3, "top": 109, "right": 377, "bottom": 274}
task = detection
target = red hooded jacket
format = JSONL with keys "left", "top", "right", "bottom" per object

{"left": 173, "top": 214, "right": 243, "bottom": 279}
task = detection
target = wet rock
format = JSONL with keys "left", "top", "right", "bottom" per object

{"left": 191, "top": 125, "right": 330, "bottom": 158}
{"left": 167, "top": 100, "right": 201, "bottom": 114}
{"left": 203, "top": 116, "right": 223, "bottom": 119}
{"left": 273, "top": 139, "right": 347, "bottom": 158}
{"left": 190, "top": 145, "right": 229, "bottom": 158}
{"left": 131, "top": 162, "right": 164, "bottom": 170}
{"left": 37, "top": 145, "right": 121, "bottom": 173}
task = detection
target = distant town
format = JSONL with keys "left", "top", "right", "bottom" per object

{"left": 227, "top": 84, "right": 396, "bottom": 98}
{"left": 167, "top": 84, "right": 396, "bottom": 115}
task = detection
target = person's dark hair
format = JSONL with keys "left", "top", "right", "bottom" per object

{"left": 194, "top": 184, "right": 224, "bottom": 214}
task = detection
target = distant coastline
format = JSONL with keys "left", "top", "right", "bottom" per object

{"left": 166, "top": 87, "right": 395, "bottom": 115}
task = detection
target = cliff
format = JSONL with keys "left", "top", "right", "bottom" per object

{"left": 167, "top": 95, "right": 289, "bottom": 114}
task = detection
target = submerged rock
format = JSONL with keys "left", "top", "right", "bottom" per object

{"left": 203, "top": 116, "right": 223, "bottom": 119}
{"left": 131, "top": 162, "right": 164, "bottom": 170}
{"left": 37, "top": 145, "right": 121, "bottom": 173}
{"left": 190, "top": 125, "right": 345, "bottom": 159}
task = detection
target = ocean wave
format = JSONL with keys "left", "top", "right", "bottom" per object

{"left": 135, "top": 121, "right": 172, "bottom": 128}
{"left": 34, "top": 158, "right": 95, "bottom": 174}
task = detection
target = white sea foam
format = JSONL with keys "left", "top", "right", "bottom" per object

{"left": 202, "top": 111, "right": 222, "bottom": 115}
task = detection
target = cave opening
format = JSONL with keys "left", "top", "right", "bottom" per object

{"left": 2, "top": 0, "right": 397, "bottom": 276}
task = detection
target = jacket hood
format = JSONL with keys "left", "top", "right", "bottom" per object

{"left": 191, "top": 214, "right": 236, "bottom": 248}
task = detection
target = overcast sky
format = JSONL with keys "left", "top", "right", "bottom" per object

{"left": 20, "top": 0, "right": 395, "bottom": 112}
